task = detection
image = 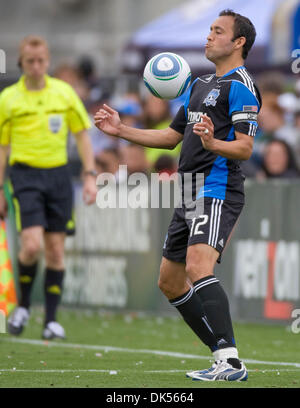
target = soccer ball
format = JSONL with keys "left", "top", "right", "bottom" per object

{"left": 143, "top": 52, "right": 192, "bottom": 100}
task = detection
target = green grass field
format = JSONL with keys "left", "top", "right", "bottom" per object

{"left": 0, "top": 306, "right": 300, "bottom": 389}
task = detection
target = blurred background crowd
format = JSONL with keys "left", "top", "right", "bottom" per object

{"left": 1, "top": 0, "right": 300, "bottom": 182}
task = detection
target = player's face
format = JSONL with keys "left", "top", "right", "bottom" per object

{"left": 21, "top": 45, "right": 49, "bottom": 80}
{"left": 205, "top": 16, "right": 237, "bottom": 62}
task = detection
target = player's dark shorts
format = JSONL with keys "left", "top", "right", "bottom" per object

{"left": 9, "top": 163, "right": 75, "bottom": 235}
{"left": 162, "top": 197, "right": 244, "bottom": 264}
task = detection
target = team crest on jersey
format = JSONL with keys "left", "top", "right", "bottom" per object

{"left": 203, "top": 89, "right": 220, "bottom": 107}
{"left": 49, "top": 115, "right": 63, "bottom": 133}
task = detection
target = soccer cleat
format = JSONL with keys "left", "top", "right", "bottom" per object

{"left": 42, "top": 321, "right": 66, "bottom": 340}
{"left": 7, "top": 307, "right": 30, "bottom": 336}
{"left": 186, "top": 359, "right": 248, "bottom": 382}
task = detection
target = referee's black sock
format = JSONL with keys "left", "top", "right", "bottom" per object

{"left": 18, "top": 259, "right": 38, "bottom": 309}
{"left": 169, "top": 288, "right": 218, "bottom": 352}
{"left": 193, "top": 275, "right": 236, "bottom": 350}
{"left": 44, "top": 268, "right": 64, "bottom": 325}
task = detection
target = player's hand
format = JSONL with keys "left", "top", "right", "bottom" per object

{"left": 0, "top": 190, "right": 8, "bottom": 220}
{"left": 94, "top": 104, "right": 122, "bottom": 137}
{"left": 193, "top": 115, "right": 216, "bottom": 152}
{"left": 82, "top": 176, "right": 98, "bottom": 205}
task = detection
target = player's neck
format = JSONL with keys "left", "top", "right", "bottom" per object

{"left": 215, "top": 58, "right": 245, "bottom": 78}
{"left": 25, "top": 76, "right": 46, "bottom": 91}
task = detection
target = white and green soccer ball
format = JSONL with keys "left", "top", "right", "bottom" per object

{"left": 143, "top": 52, "right": 192, "bottom": 100}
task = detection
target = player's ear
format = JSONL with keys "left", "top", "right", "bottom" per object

{"left": 234, "top": 36, "right": 246, "bottom": 50}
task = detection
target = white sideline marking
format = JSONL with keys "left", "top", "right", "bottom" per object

{"left": 3, "top": 337, "right": 300, "bottom": 368}
{"left": 146, "top": 369, "right": 300, "bottom": 373}
{"left": 0, "top": 368, "right": 299, "bottom": 374}
{"left": 0, "top": 369, "right": 111, "bottom": 373}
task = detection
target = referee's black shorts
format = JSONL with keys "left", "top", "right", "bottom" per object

{"left": 162, "top": 197, "right": 244, "bottom": 264}
{"left": 9, "top": 163, "right": 75, "bottom": 235}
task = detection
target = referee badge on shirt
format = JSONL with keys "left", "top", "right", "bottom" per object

{"left": 49, "top": 114, "right": 63, "bottom": 133}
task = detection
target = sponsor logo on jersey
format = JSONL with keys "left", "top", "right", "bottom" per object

{"left": 203, "top": 88, "right": 220, "bottom": 107}
{"left": 187, "top": 109, "right": 206, "bottom": 124}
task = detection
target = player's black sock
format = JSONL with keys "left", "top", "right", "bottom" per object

{"left": 194, "top": 275, "right": 236, "bottom": 349}
{"left": 18, "top": 259, "right": 38, "bottom": 309}
{"left": 169, "top": 287, "right": 218, "bottom": 351}
{"left": 44, "top": 268, "right": 64, "bottom": 325}
{"left": 227, "top": 358, "right": 241, "bottom": 369}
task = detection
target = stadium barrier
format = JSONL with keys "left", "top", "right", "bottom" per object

{"left": 6, "top": 179, "right": 300, "bottom": 323}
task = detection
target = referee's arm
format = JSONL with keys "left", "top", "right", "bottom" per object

{"left": 0, "top": 145, "right": 9, "bottom": 219}
{"left": 73, "top": 129, "right": 98, "bottom": 205}
{"left": 0, "top": 91, "right": 10, "bottom": 188}
{"left": 73, "top": 129, "right": 96, "bottom": 173}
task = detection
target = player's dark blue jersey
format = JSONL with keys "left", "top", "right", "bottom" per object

{"left": 170, "top": 65, "right": 261, "bottom": 203}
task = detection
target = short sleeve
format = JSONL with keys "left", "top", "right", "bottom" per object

{"left": 228, "top": 81, "right": 260, "bottom": 137}
{"left": 66, "top": 85, "right": 91, "bottom": 134}
{"left": 0, "top": 91, "right": 11, "bottom": 145}
{"left": 169, "top": 105, "right": 187, "bottom": 135}
{"left": 169, "top": 77, "right": 199, "bottom": 135}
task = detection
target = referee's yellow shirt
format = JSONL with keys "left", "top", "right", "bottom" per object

{"left": 0, "top": 75, "right": 91, "bottom": 168}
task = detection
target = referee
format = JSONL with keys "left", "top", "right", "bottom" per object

{"left": 0, "top": 36, "right": 97, "bottom": 339}
{"left": 94, "top": 10, "right": 261, "bottom": 381}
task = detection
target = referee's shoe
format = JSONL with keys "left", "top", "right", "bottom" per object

{"left": 42, "top": 321, "right": 66, "bottom": 340}
{"left": 7, "top": 306, "right": 30, "bottom": 335}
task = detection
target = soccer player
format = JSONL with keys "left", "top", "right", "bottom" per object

{"left": 0, "top": 36, "right": 98, "bottom": 339}
{"left": 94, "top": 10, "right": 261, "bottom": 381}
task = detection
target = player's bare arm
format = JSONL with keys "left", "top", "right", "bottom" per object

{"left": 94, "top": 104, "right": 183, "bottom": 149}
{"left": 0, "top": 145, "right": 9, "bottom": 219}
{"left": 73, "top": 129, "right": 98, "bottom": 205}
{"left": 193, "top": 114, "right": 253, "bottom": 160}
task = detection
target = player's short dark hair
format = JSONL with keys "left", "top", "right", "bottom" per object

{"left": 219, "top": 9, "right": 256, "bottom": 60}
